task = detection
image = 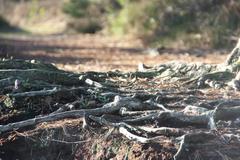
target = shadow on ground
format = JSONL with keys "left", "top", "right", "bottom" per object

{"left": 0, "top": 36, "right": 144, "bottom": 65}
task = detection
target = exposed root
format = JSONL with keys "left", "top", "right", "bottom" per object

{"left": 1, "top": 41, "right": 240, "bottom": 160}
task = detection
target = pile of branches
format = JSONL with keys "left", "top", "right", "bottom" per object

{"left": 1, "top": 41, "right": 240, "bottom": 159}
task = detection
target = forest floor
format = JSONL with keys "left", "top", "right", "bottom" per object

{"left": 0, "top": 34, "right": 239, "bottom": 160}
{"left": 0, "top": 34, "right": 229, "bottom": 72}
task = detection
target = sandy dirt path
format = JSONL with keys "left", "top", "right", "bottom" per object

{"left": 0, "top": 34, "right": 230, "bottom": 72}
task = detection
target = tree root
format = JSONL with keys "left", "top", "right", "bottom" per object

{"left": 1, "top": 45, "right": 240, "bottom": 160}
{"left": 174, "top": 132, "right": 240, "bottom": 160}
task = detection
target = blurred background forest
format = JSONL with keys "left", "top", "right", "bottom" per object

{"left": 0, "top": 0, "right": 240, "bottom": 49}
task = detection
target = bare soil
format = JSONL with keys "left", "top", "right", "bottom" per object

{"left": 0, "top": 34, "right": 229, "bottom": 72}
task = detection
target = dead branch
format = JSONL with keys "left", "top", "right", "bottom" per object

{"left": 50, "top": 139, "right": 90, "bottom": 144}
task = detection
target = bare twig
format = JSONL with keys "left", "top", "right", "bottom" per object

{"left": 50, "top": 138, "right": 90, "bottom": 144}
